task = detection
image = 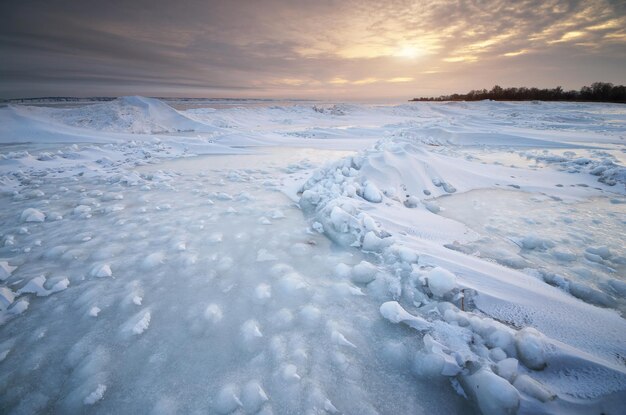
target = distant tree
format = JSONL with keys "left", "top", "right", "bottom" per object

{"left": 410, "top": 82, "right": 626, "bottom": 103}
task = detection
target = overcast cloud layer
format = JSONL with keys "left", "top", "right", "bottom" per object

{"left": 1, "top": 0, "right": 625, "bottom": 99}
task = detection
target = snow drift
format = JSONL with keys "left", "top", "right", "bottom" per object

{"left": 0, "top": 96, "right": 219, "bottom": 143}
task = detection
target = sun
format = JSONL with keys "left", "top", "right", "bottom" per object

{"left": 394, "top": 45, "right": 421, "bottom": 59}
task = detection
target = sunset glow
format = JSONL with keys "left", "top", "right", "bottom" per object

{"left": 1, "top": 0, "right": 625, "bottom": 99}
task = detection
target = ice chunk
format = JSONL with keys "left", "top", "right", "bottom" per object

{"left": 495, "top": 358, "right": 518, "bottom": 383}
{"left": 351, "top": 261, "right": 377, "bottom": 284}
{"left": 361, "top": 231, "right": 387, "bottom": 252}
{"left": 90, "top": 264, "right": 112, "bottom": 278}
{"left": 515, "top": 328, "right": 546, "bottom": 370}
{"left": 404, "top": 195, "right": 419, "bottom": 208}
{"left": 241, "top": 381, "right": 269, "bottom": 413}
{"left": 379, "top": 301, "right": 431, "bottom": 331}
{"left": 413, "top": 351, "right": 446, "bottom": 377}
{"left": 0, "top": 287, "right": 15, "bottom": 309}
{"left": 0, "top": 261, "right": 17, "bottom": 281}
{"left": 9, "top": 299, "right": 28, "bottom": 315}
{"left": 214, "top": 384, "right": 242, "bottom": 414}
{"left": 21, "top": 208, "right": 45, "bottom": 222}
{"left": 132, "top": 311, "right": 151, "bottom": 335}
{"left": 18, "top": 276, "right": 48, "bottom": 296}
{"left": 461, "top": 368, "right": 520, "bottom": 415}
{"left": 331, "top": 330, "right": 356, "bottom": 348}
{"left": 362, "top": 181, "right": 382, "bottom": 203}
{"left": 333, "top": 263, "right": 352, "bottom": 279}
{"left": 83, "top": 384, "right": 106, "bottom": 405}
{"left": 280, "top": 364, "right": 301, "bottom": 382}
{"left": 513, "top": 374, "right": 556, "bottom": 402}
{"left": 73, "top": 205, "right": 92, "bottom": 218}
{"left": 241, "top": 320, "right": 263, "bottom": 342}
{"left": 427, "top": 267, "right": 457, "bottom": 297}
{"left": 50, "top": 277, "right": 70, "bottom": 293}
{"left": 204, "top": 304, "right": 223, "bottom": 323}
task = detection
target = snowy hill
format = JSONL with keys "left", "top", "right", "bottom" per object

{"left": 0, "top": 96, "right": 219, "bottom": 143}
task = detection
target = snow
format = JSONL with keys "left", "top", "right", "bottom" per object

{"left": 0, "top": 97, "right": 625, "bottom": 414}
{"left": 427, "top": 267, "right": 457, "bottom": 297}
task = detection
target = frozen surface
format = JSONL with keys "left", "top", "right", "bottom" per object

{"left": 1, "top": 98, "right": 625, "bottom": 414}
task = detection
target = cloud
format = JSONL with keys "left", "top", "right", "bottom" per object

{"left": 1, "top": 0, "right": 625, "bottom": 99}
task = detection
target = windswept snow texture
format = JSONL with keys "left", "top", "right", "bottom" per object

{"left": 0, "top": 97, "right": 625, "bottom": 415}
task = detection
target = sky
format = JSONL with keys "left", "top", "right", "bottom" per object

{"left": 1, "top": 0, "right": 625, "bottom": 100}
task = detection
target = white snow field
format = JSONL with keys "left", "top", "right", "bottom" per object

{"left": 0, "top": 97, "right": 625, "bottom": 414}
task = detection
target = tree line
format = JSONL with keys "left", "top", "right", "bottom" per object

{"left": 411, "top": 82, "right": 626, "bottom": 103}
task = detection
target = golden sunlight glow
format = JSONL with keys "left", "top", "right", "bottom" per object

{"left": 548, "top": 30, "right": 586, "bottom": 43}
{"left": 502, "top": 49, "right": 528, "bottom": 57}
{"left": 443, "top": 55, "right": 478, "bottom": 63}
{"left": 329, "top": 77, "right": 350, "bottom": 85}
{"left": 587, "top": 19, "right": 624, "bottom": 31}
{"left": 352, "top": 77, "right": 379, "bottom": 85}
{"left": 604, "top": 32, "right": 626, "bottom": 41}
{"left": 252, "top": 0, "right": 622, "bottom": 95}
{"left": 393, "top": 45, "right": 422, "bottom": 59}
{"left": 386, "top": 77, "right": 414, "bottom": 83}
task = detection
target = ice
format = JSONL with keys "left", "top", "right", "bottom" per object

{"left": 427, "top": 267, "right": 457, "bottom": 297}
{"left": 330, "top": 329, "right": 357, "bottom": 348}
{"left": 515, "top": 328, "right": 547, "bottom": 370}
{"left": 460, "top": 368, "right": 520, "bottom": 415}
{"left": 203, "top": 303, "right": 223, "bottom": 323}
{"left": 20, "top": 208, "right": 45, "bottom": 223}
{"left": 241, "top": 319, "right": 263, "bottom": 342}
{"left": 142, "top": 252, "right": 165, "bottom": 269}
{"left": 214, "top": 384, "right": 242, "bottom": 414}
{"left": 90, "top": 264, "right": 112, "bottom": 278}
{"left": 0, "top": 287, "right": 15, "bottom": 308}
{"left": 361, "top": 181, "right": 382, "bottom": 203}
{"left": 0, "top": 262, "right": 17, "bottom": 281}
{"left": 512, "top": 374, "right": 555, "bottom": 402}
{"left": 379, "top": 301, "right": 432, "bottom": 331}
{"left": 1, "top": 98, "right": 625, "bottom": 415}
{"left": 495, "top": 358, "right": 519, "bottom": 383}
{"left": 241, "top": 381, "right": 269, "bottom": 413}
{"left": 83, "top": 384, "right": 107, "bottom": 405}
{"left": 351, "top": 261, "right": 378, "bottom": 284}
{"left": 129, "top": 311, "right": 151, "bottom": 335}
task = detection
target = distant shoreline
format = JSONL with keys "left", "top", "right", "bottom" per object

{"left": 411, "top": 82, "right": 626, "bottom": 104}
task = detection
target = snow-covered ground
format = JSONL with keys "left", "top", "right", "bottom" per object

{"left": 0, "top": 97, "right": 625, "bottom": 414}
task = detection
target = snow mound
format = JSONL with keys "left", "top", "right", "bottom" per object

{"left": 0, "top": 96, "right": 219, "bottom": 143}
{"left": 44, "top": 96, "right": 218, "bottom": 134}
